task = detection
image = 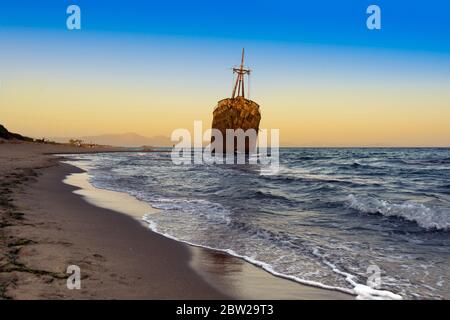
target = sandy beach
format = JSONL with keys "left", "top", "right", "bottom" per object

{"left": 0, "top": 141, "right": 351, "bottom": 299}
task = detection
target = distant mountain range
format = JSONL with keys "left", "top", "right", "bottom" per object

{"left": 52, "top": 133, "right": 172, "bottom": 147}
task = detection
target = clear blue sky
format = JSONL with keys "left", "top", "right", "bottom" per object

{"left": 0, "top": 0, "right": 449, "bottom": 54}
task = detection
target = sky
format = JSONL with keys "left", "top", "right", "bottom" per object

{"left": 0, "top": 0, "right": 449, "bottom": 146}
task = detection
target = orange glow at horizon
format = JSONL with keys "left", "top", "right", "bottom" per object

{"left": 2, "top": 75, "right": 449, "bottom": 147}
{"left": 1, "top": 32, "right": 449, "bottom": 147}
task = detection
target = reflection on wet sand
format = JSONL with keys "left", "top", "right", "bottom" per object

{"left": 189, "top": 246, "right": 353, "bottom": 300}
{"left": 64, "top": 165, "right": 352, "bottom": 299}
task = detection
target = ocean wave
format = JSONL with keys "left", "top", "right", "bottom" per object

{"left": 261, "top": 170, "right": 370, "bottom": 188}
{"left": 146, "top": 197, "right": 232, "bottom": 224}
{"left": 64, "top": 150, "right": 450, "bottom": 299}
{"left": 142, "top": 215, "right": 402, "bottom": 300}
{"left": 346, "top": 194, "right": 450, "bottom": 231}
{"left": 254, "top": 190, "right": 291, "bottom": 201}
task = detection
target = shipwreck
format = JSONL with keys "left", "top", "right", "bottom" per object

{"left": 211, "top": 49, "right": 261, "bottom": 154}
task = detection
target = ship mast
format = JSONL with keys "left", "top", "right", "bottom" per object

{"left": 231, "top": 48, "right": 251, "bottom": 99}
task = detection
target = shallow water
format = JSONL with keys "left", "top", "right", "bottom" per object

{"left": 65, "top": 148, "right": 450, "bottom": 299}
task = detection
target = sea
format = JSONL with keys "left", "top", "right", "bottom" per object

{"left": 64, "top": 148, "right": 450, "bottom": 299}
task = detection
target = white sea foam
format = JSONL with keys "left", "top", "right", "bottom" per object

{"left": 353, "top": 284, "right": 403, "bottom": 300}
{"left": 148, "top": 197, "right": 232, "bottom": 224}
{"left": 346, "top": 194, "right": 450, "bottom": 231}
{"left": 311, "top": 248, "right": 403, "bottom": 300}
{"left": 64, "top": 151, "right": 449, "bottom": 299}
{"left": 142, "top": 215, "right": 403, "bottom": 300}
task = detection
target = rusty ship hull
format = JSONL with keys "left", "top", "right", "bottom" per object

{"left": 211, "top": 97, "right": 261, "bottom": 153}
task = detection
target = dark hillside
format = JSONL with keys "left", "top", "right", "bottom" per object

{"left": 0, "top": 124, "right": 33, "bottom": 141}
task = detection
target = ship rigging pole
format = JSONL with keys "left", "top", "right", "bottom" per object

{"left": 231, "top": 48, "right": 251, "bottom": 99}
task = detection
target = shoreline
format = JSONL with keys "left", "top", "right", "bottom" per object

{"left": 63, "top": 158, "right": 353, "bottom": 299}
{"left": 0, "top": 142, "right": 352, "bottom": 299}
{"left": 5, "top": 161, "right": 229, "bottom": 299}
{"left": 1, "top": 142, "right": 227, "bottom": 299}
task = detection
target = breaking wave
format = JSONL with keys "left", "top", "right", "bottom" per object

{"left": 346, "top": 194, "right": 450, "bottom": 231}
{"left": 62, "top": 148, "right": 450, "bottom": 299}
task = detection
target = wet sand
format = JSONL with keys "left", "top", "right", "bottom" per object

{"left": 63, "top": 165, "right": 352, "bottom": 299}
{"left": 0, "top": 141, "right": 352, "bottom": 299}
